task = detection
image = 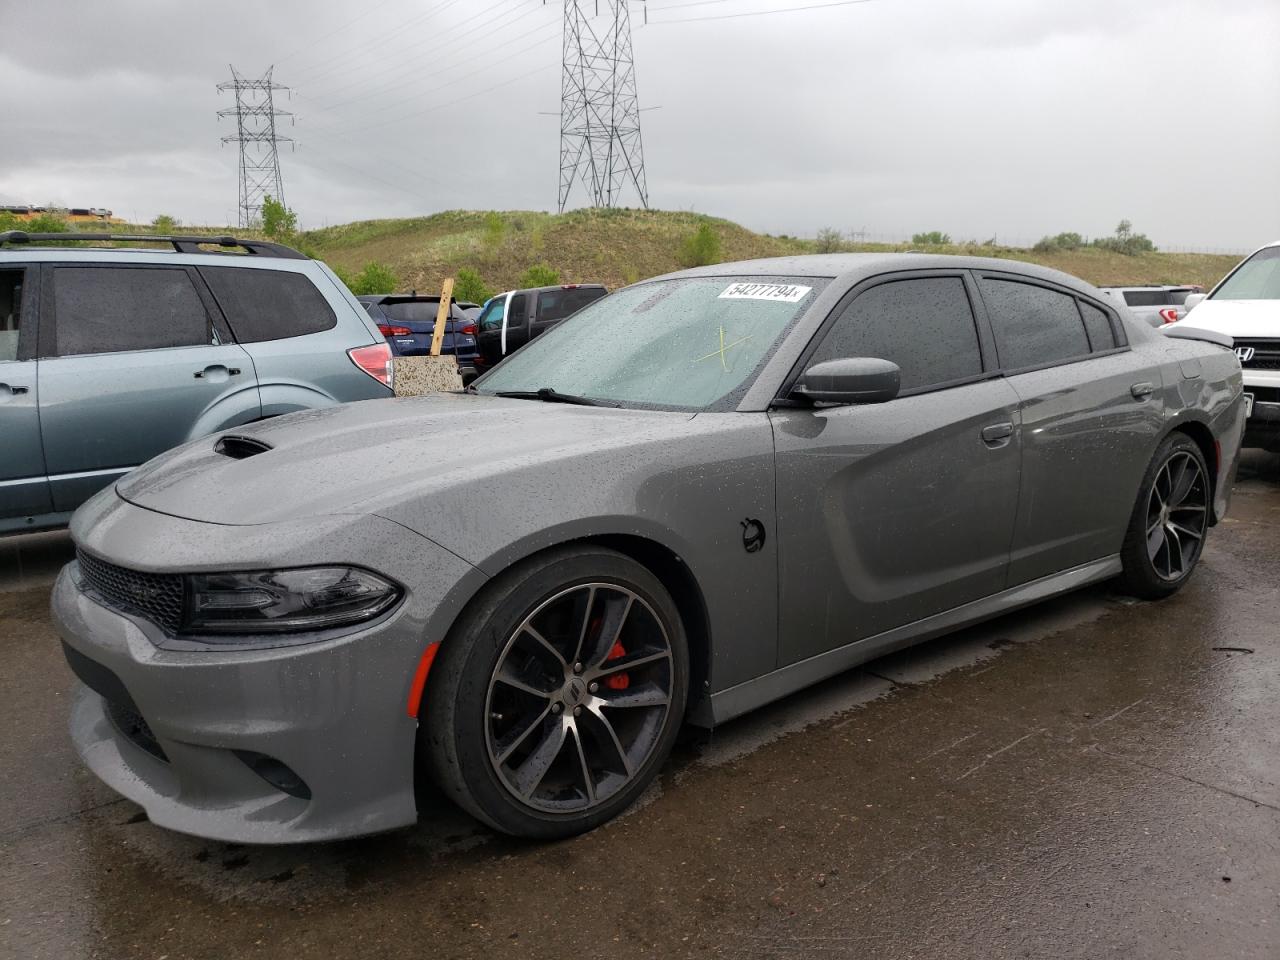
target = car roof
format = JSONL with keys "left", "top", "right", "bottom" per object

{"left": 649, "top": 253, "right": 1105, "bottom": 298}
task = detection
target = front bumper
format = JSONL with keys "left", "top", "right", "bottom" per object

{"left": 1242, "top": 372, "right": 1280, "bottom": 450}
{"left": 52, "top": 496, "right": 485, "bottom": 843}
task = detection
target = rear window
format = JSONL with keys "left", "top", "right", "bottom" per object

{"left": 200, "top": 267, "right": 337, "bottom": 343}
{"left": 1122, "top": 290, "right": 1174, "bottom": 307}
{"left": 535, "top": 287, "right": 608, "bottom": 323}
{"left": 51, "top": 266, "right": 210, "bottom": 357}
{"left": 381, "top": 301, "right": 460, "bottom": 323}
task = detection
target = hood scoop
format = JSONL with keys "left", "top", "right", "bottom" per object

{"left": 214, "top": 434, "right": 274, "bottom": 460}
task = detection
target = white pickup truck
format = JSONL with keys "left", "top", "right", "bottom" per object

{"left": 1175, "top": 240, "right": 1280, "bottom": 450}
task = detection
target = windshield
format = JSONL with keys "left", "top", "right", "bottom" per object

{"left": 474, "top": 276, "right": 827, "bottom": 410}
{"left": 1213, "top": 246, "right": 1280, "bottom": 301}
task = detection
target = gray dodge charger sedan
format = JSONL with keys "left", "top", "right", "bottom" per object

{"left": 52, "top": 254, "right": 1245, "bottom": 843}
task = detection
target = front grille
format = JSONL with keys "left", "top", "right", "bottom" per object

{"left": 77, "top": 549, "right": 184, "bottom": 633}
{"left": 1237, "top": 339, "right": 1280, "bottom": 370}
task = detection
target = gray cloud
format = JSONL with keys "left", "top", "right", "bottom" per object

{"left": 2, "top": 0, "right": 1277, "bottom": 250}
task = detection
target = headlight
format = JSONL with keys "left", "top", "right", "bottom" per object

{"left": 182, "top": 566, "right": 401, "bottom": 638}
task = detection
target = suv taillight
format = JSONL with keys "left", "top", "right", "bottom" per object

{"left": 1159, "top": 308, "right": 1179, "bottom": 324}
{"left": 348, "top": 342, "right": 394, "bottom": 390}
{"left": 378, "top": 324, "right": 412, "bottom": 337}
{"left": 460, "top": 323, "right": 477, "bottom": 335}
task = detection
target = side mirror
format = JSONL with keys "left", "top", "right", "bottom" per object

{"left": 1183, "top": 293, "right": 1207, "bottom": 313}
{"left": 792, "top": 357, "right": 901, "bottom": 405}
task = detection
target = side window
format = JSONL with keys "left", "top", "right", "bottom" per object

{"left": 1079, "top": 301, "right": 1117, "bottom": 351}
{"left": 200, "top": 267, "right": 337, "bottom": 343}
{"left": 477, "top": 298, "right": 505, "bottom": 331}
{"left": 0, "top": 269, "right": 24, "bottom": 362}
{"left": 51, "top": 266, "right": 210, "bottom": 357}
{"left": 507, "top": 294, "right": 528, "bottom": 327}
{"left": 810, "top": 277, "right": 984, "bottom": 393}
{"left": 979, "top": 278, "right": 1091, "bottom": 370}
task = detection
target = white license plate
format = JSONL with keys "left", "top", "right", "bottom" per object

{"left": 1243, "top": 393, "right": 1254, "bottom": 417}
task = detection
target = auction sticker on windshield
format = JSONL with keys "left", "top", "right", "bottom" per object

{"left": 718, "top": 282, "right": 812, "bottom": 303}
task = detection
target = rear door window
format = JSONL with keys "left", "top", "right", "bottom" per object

{"left": 0, "top": 268, "right": 24, "bottom": 362}
{"left": 535, "top": 287, "right": 607, "bottom": 323}
{"left": 50, "top": 266, "right": 210, "bottom": 357}
{"left": 979, "top": 278, "right": 1091, "bottom": 370}
{"left": 811, "top": 276, "right": 984, "bottom": 393}
{"left": 200, "top": 267, "right": 336, "bottom": 343}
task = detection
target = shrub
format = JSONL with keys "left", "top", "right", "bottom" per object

{"left": 261, "top": 195, "right": 298, "bottom": 240}
{"left": 678, "top": 221, "right": 722, "bottom": 267}
{"left": 340, "top": 261, "right": 399, "bottom": 295}
{"left": 911, "top": 231, "right": 951, "bottom": 245}
{"left": 815, "top": 227, "right": 844, "bottom": 254}
{"left": 1033, "top": 231, "right": 1084, "bottom": 252}
{"left": 519, "top": 263, "right": 560, "bottom": 288}
{"left": 454, "top": 268, "right": 494, "bottom": 304}
{"left": 1092, "top": 219, "right": 1155, "bottom": 255}
{"left": 152, "top": 214, "right": 179, "bottom": 233}
{"left": 483, "top": 212, "right": 505, "bottom": 248}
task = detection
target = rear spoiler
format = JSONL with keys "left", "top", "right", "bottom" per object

{"left": 1160, "top": 325, "right": 1234, "bottom": 349}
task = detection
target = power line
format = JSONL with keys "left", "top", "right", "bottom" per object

{"left": 217, "top": 66, "right": 293, "bottom": 228}
{"left": 649, "top": 0, "right": 877, "bottom": 24}
{"left": 273, "top": 0, "right": 402, "bottom": 66}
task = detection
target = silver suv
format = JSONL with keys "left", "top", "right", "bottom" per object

{"left": 0, "top": 232, "right": 394, "bottom": 535}
{"left": 1097, "top": 285, "right": 1202, "bottom": 327}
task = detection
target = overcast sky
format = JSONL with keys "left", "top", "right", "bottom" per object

{"left": 2, "top": 0, "right": 1277, "bottom": 250}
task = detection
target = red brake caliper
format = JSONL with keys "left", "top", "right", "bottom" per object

{"left": 604, "top": 641, "right": 630, "bottom": 690}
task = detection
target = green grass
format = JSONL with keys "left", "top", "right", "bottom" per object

{"left": 81, "top": 210, "right": 1243, "bottom": 293}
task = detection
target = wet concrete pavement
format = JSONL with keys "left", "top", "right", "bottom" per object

{"left": 2, "top": 453, "right": 1278, "bottom": 960}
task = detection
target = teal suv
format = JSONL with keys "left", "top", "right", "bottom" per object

{"left": 0, "top": 232, "right": 394, "bottom": 535}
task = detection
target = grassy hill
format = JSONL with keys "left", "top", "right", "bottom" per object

{"left": 300, "top": 208, "right": 1243, "bottom": 295}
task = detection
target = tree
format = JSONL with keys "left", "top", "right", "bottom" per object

{"left": 261, "top": 195, "right": 298, "bottom": 240}
{"left": 519, "top": 263, "right": 560, "bottom": 288}
{"left": 454, "top": 268, "right": 494, "bottom": 305}
{"left": 1092, "top": 219, "right": 1155, "bottom": 255}
{"left": 152, "top": 214, "right": 179, "bottom": 233}
{"left": 911, "top": 231, "right": 951, "bottom": 245}
{"left": 678, "top": 222, "right": 721, "bottom": 268}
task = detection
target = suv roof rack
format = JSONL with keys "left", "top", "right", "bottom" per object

{"left": 0, "top": 231, "right": 308, "bottom": 260}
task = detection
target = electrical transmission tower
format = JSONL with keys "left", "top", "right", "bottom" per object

{"left": 217, "top": 66, "right": 293, "bottom": 229}
{"left": 558, "top": 0, "right": 649, "bottom": 212}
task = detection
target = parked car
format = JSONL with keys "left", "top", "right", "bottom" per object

{"left": 0, "top": 232, "right": 393, "bottom": 536}
{"left": 474, "top": 283, "right": 608, "bottom": 372}
{"left": 54, "top": 253, "right": 1243, "bottom": 844}
{"left": 358, "top": 293, "right": 480, "bottom": 381}
{"left": 1097, "top": 285, "right": 1202, "bottom": 327}
{"left": 1173, "top": 240, "right": 1280, "bottom": 449}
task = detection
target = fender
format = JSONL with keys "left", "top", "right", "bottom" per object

{"left": 183, "top": 383, "right": 264, "bottom": 441}
{"left": 257, "top": 380, "right": 343, "bottom": 419}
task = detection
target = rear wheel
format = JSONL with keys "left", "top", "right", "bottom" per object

{"left": 1117, "top": 433, "right": 1211, "bottom": 599}
{"left": 422, "top": 546, "right": 688, "bottom": 838}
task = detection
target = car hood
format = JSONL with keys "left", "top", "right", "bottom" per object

{"left": 116, "top": 394, "right": 696, "bottom": 527}
{"left": 1177, "top": 299, "right": 1280, "bottom": 339}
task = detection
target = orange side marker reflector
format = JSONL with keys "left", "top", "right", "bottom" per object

{"left": 406, "top": 642, "right": 442, "bottom": 718}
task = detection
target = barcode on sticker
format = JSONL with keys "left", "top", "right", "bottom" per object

{"left": 718, "top": 282, "right": 812, "bottom": 303}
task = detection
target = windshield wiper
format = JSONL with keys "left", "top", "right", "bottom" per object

{"left": 494, "top": 388, "right": 619, "bottom": 408}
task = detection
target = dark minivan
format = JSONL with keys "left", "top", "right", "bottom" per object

{"left": 474, "top": 284, "right": 608, "bottom": 372}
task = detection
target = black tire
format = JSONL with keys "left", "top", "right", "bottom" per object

{"left": 422, "top": 545, "right": 689, "bottom": 839}
{"left": 1116, "top": 432, "right": 1211, "bottom": 600}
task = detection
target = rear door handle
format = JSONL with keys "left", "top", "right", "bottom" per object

{"left": 0, "top": 383, "right": 29, "bottom": 395}
{"left": 1130, "top": 381, "right": 1154, "bottom": 400}
{"left": 981, "top": 421, "right": 1014, "bottom": 445}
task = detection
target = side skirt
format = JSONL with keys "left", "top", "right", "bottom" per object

{"left": 707, "top": 555, "right": 1122, "bottom": 726}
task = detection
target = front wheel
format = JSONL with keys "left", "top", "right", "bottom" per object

{"left": 1117, "top": 433, "right": 1211, "bottom": 600}
{"left": 422, "top": 546, "right": 689, "bottom": 839}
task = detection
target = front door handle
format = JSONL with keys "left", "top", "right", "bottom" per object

{"left": 1130, "top": 381, "right": 1154, "bottom": 400}
{"left": 981, "top": 421, "right": 1014, "bottom": 446}
{"left": 193, "top": 365, "right": 241, "bottom": 380}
